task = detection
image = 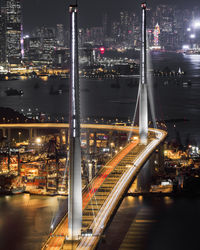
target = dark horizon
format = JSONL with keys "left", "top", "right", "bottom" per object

{"left": 22, "top": 0, "right": 200, "bottom": 33}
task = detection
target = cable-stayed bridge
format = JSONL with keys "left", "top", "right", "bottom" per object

{"left": 0, "top": 2, "right": 168, "bottom": 249}
{"left": 40, "top": 125, "right": 166, "bottom": 250}
{"left": 43, "top": 3, "right": 167, "bottom": 249}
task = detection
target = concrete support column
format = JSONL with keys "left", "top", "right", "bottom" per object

{"left": 139, "top": 84, "right": 148, "bottom": 145}
{"left": 93, "top": 131, "right": 97, "bottom": 154}
{"left": 139, "top": 3, "right": 148, "bottom": 145}
{"left": 68, "top": 4, "right": 82, "bottom": 240}
{"left": 59, "top": 129, "right": 66, "bottom": 148}
{"left": 18, "top": 152, "right": 21, "bottom": 176}
{"left": 34, "top": 129, "right": 37, "bottom": 138}
{"left": 88, "top": 162, "right": 93, "bottom": 182}
{"left": 29, "top": 128, "right": 33, "bottom": 142}
{"left": 7, "top": 129, "right": 11, "bottom": 142}
{"left": 93, "top": 160, "right": 97, "bottom": 175}
{"left": 137, "top": 157, "right": 153, "bottom": 192}
{"left": 86, "top": 129, "right": 90, "bottom": 155}
{"left": 158, "top": 143, "right": 164, "bottom": 169}
{"left": 2, "top": 128, "right": 6, "bottom": 138}
{"left": 155, "top": 143, "right": 164, "bottom": 172}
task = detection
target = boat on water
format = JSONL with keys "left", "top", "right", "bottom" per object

{"left": 5, "top": 88, "right": 24, "bottom": 96}
{"left": 183, "top": 49, "right": 200, "bottom": 55}
{"left": 0, "top": 174, "right": 25, "bottom": 195}
{"left": 183, "top": 81, "right": 192, "bottom": 87}
{"left": 10, "top": 186, "right": 25, "bottom": 195}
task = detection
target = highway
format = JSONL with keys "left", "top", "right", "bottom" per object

{"left": 0, "top": 123, "right": 142, "bottom": 133}
{"left": 40, "top": 125, "right": 167, "bottom": 250}
{"left": 77, "top": 129, "right": 167, "bottom": 249}
{"left": 42, "top": 135, "right": 139, "bottom": 249}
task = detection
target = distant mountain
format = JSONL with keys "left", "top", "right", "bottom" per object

{"left": 0, "top": 107, "right": 33, "bottom": 123}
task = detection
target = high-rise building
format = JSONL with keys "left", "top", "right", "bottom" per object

{"left": 119, "top": 11, "right": 129, "bottom": 40}
{"left": 0, "top": 0, "right": 6, "bottom": 63}
{"left": 0, "top": 0, "right": 22, "bottom": 64}
{"left": 154, "top": 23, "right": 160, "bottom": 46}
{"left": 24, "top": 37, "right": 42, "bottom": 62}
{"left": 56, "top": 24, "right": 64, "bottom": 47}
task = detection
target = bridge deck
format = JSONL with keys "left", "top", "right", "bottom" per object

{"left": 42, "top": 128, "right": 167, "bottom": 250}
{"left": 42, "top": 138, "right": 140, "bottom": 249}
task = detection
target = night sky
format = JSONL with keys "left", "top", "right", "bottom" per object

{"left": 22, "top": 0, "right": 200, "bottom": 33}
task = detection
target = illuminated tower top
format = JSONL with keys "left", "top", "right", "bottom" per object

{"left": 139, "top": 2, "right": 148, "bottom": 145}
{"left": 153, "top": 23, "right": 160, "bottom": 47}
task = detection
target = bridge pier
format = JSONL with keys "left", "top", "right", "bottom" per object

{"left": 29, "top": 128, "right": 38, "bottom": 143}
{"left": 29, "top": 128, "right": 33, "bottom": 142}
{"left": 86, "top": 129, "right": 90, "bottom": 154}
{"left": 88, "top": 162, "right": 93, "bottom": 182}
{"left": 137, "top": 156, "right": 154, "bottom": 192}
{"left": 68, "top": 4, "right": 82, "bottom": 241}
{"left": 139, "top": 3, "right": 148, "bottom": 145}
{"left": 2, "top": 128, "right": 6, "bottom": 138}
{"left": 7, "top": 129, "right": 11, "bottom": 142}
{"left": 93, "top": 131, "right": 97, "bottom": 154}
{"left": 158, "top": 143, "right": 164, "bottom": 170}
{"left": 59, "top": 129, "right": 66, "bottom": 148}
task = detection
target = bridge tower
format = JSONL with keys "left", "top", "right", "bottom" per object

{"left": 139, "top": 3, "right": 148, "bottom": 145}
{"left": 68, "top": 5, "right": 82, "bottom": 240}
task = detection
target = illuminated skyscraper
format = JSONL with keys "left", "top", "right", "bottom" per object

{"left": 153, "top": 23, "right": 160, "bottom": 46}
{"left": 0, "top": 0, "right": 22, "bottom": 64}
{"left": 0, "top": 0, "right": 7, "bottom": 63}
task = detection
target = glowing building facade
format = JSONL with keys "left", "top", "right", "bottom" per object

{"left": 153, "top": 23, "right": 160, "bottom": 47}
{"left": 0, "top": 0, "right": 22, "bottom": 64}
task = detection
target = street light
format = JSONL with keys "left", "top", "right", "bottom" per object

{"left": 35, "top": 137, "right": 41, "bottom": 154}
{"left": 190, "top": 34, "right": 196, "bottom": 39}
{"left": 18, "top": 132, "right": 21, "bottom": 142}
{"left": 182, "top": 45, "right": 190, "bottom": 50}
{"left": 36, "top": 137, "right": 41, "bottom": 144}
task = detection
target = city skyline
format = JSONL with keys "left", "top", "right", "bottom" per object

{"left": 1, "top": 0, "right": 200, "bottom": 68}
{"left": 1, "top": 1, "right": 200, "bottom": 250}
{"left": 22, "top": 0, "right": 200, "bottom": 32}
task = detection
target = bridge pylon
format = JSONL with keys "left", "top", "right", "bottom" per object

{"left": 139, "top": 2, "right": 148, "bottom": 145}
{"left": 68, "top": 5, "right": 82, "bottom": 240}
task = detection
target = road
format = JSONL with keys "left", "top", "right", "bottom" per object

{"left": 77, "top": 129, "right": 167, "bottom": 249}
{"left": 42, "top": 139, "right": 139, "bottom": 249}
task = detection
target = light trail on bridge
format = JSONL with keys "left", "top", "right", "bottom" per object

{"left": 42, "top": 126, "right": 167, "bottom": 249}
{"left": 0, "top": 122, "right": 166, "bottom": 249}
{"left": 77, "top": 129, "right": 167, "bottom": 249}
{"left": 42, "top": 130, "right": 139, "bottom": 249}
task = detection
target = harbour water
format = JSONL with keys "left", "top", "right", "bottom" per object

{"left": 0, "top": 52, "right": 200, "bottom": 143}
{"left": 97, "top": 195, "right": 200, "bottom": 250}
{"left": 0, "top": 52, "right": 200, "bottom": 249}
{"left": 0, "top": 194, "right": 67, "bottom": 250}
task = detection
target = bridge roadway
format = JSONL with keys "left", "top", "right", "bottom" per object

{"left": 29, "top": 124, "right": 166, "bottom": 250}
{"left": 77, "top": 129, "right": 166, "bottom": 250}
{"left": 0, "top": 123, "right": 166, "bottom": 249}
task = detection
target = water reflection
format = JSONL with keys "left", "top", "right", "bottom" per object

{"left": 164, "top": 196, "right": 173, "bottom": 205}
{"left": 0, "top": 194, "right": 65, "bottom": 250}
